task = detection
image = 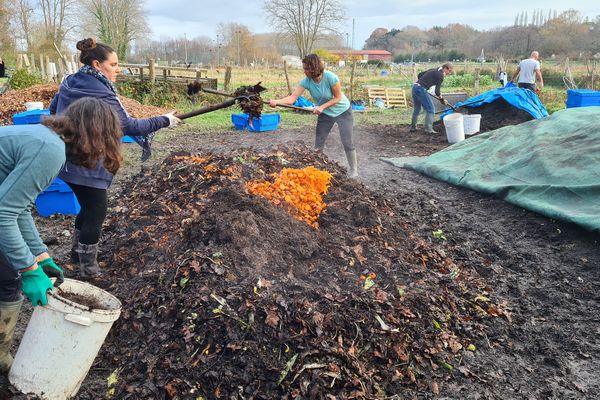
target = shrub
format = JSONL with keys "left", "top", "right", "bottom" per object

{"left": 8, "top": 68, "right": 43, "bottom": 90}
{"left": 117, "top": 81, "right": 185, "bottom": 107}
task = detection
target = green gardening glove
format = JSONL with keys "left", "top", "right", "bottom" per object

{"left": 38, "top": 257, "right": 65, "bottom": 287}
{"left": 21, "top": 267, "right": 54, "bottom": 306}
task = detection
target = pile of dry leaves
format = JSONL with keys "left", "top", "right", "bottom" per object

{"left": 74, "top": 145, "right": 510, "bottom": 399}
{"left": 0, "top": 84, "right": 168, "bottom": 125}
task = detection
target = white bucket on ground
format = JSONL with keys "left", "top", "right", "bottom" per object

{"left": 9, "top": 279, "right": 121, "bottom": 400}
{"left": 463, "top": 114, "right": 482, "bottom": 135}
{"left": 24, "top": 101, "right": 44, "bottom": 111}
{"left": 443, "top": 113, "right": 465, "bottom": 144}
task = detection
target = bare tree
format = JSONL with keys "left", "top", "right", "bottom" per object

{"left": 80, "top": 0, "right": 148, "bottom": 60}
{"left": 263, "top": 0, "right": 344, "bottom": 58}
{"left": 12, "top": 0, "right": 36, "bottom": 50}
{"left": 38, "top": 0, "right": 76, "bottom": 49}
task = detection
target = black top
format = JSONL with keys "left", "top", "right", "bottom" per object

{"left": 416, "top": 68, "right": 444, "bottom": 97}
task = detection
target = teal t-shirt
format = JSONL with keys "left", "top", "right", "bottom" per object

{"left": 300, "top": 70, "right": 350, "bottom": 117}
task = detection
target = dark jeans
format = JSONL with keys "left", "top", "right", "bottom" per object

{"left": 315, "top": 108, "right": 354, "bottom": 151}
{"left": 67, "top": 183, "right": 108, "bottom": 244}
{"left": 0, "top": 253, "right": 22, "bottom": 302}
{"left": 518, "top": 83, "right": 536, "bottom": 91}
{"left": 411, "top": 84, "right": 435, "bottom": 120}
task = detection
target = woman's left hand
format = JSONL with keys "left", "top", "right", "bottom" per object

{"left": 313, "top": 106, "right": 324, "bottom": 115}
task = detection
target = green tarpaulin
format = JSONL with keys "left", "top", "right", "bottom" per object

{"left": 400, "top": 107, "right": 600, "bottom": 231}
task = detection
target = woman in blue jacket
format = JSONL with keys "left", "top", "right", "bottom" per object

{"left": 268, "top": 54, "right": 358, "bottom": 178}
{"left": 0, "top": 98, "right": 122, "bottom": 372}
{"left": 50, "top": 38, "right": 180, "bottom": 276}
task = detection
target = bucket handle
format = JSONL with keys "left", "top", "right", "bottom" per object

{"left": 65, "top": 313, "right": 93, "bottom": 326}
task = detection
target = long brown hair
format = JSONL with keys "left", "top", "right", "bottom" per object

{"left": 302, "top": 54, "right": 325, "bottom": 80}
{"left": 43, "top": 98, "right": 123, "bottom": 174}
{"left": 77, "top": 37, "right": 115, "bottom": 66}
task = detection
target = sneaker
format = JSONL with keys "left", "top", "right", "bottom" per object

{"left": 409, "top": 127, "right": 417, "bottom": 132}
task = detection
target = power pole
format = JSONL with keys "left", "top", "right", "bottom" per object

{"left": 184, "top": 33, "right": 188, "bottom": 64}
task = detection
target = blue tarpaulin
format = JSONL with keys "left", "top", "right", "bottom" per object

{"left": 293, "top": 96, "right": 315, "bottom": 108}
{"left": 441, "top": 83, "right": 549, "bottom": 120}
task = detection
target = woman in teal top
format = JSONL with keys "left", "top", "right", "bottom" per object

{"left": 269, "top": 54, "right": 358, "bottom": 178}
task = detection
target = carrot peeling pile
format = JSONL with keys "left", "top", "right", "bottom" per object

{"left": 246, "top": 167, "right": 332, "bottom": 228}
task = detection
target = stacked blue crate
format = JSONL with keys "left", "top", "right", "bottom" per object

{"left": 231, "top": 113, "right": 281, "bottom": 132}
{"left": 35, "top": 179, "right": 80, "bottom": 217}
{"left": 12, "top": 109, "right": 50, "bottom": 125}
{"left": 566, "top": 89, "right": 600, "bottom": 108}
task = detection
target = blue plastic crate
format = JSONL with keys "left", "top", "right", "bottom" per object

{"left": 122, "top": 135, "right": 136, "bottom": 143}
{"left": 231, "top": 113, "right": 280, "bottom": 132}
{"left": 35, "top": 178, "right": 80, "bottom": 217}
{"left": 12, "top": 109, "right": 50, "bottom": 125}
{"left": 566, "top": 89, "right": 600, "bottom": 108}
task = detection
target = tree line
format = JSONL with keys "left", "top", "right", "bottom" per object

{"left": 365, "top": 9, "right": 600, "bottom": 62}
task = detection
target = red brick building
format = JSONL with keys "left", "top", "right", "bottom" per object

{"left": 329, "top": 50, "right": 393, "bottom": 62}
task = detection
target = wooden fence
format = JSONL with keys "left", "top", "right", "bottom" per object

{"left": 16, "top": 53, "right": 79, "bottom": 82}
{"left": 118, "top": 59, "right": 217, "bottom": 88}
{"left": 14, "top": 54, "right": 217, "bottom": 89}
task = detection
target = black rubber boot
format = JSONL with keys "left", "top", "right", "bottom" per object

{"left": 76, "top": 242, "right": 101, "bottom": 277}
{"left": 0, "top": 298, "right": 23, "bottom": 373}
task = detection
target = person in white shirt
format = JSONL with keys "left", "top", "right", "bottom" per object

{"left": 512, "top": 51, "right": 544, "bottom": 92}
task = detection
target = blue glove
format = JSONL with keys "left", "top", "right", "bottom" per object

{"left": 21, "top": 266, "right": 54, "bottom": 306}
{"left": 38, "top": 257, "right": 65, "bottom": 286}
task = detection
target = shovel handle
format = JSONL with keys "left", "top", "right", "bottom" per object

{"left": 175, "top": 98, "right": 237, "bottom": 120}
{"left": 274, "top": 103, "right": 314, "bottom": 113}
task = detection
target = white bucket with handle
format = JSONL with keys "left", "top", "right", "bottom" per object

{"left": 9, "top": 279, "right": 121, "bottom": 400}
{"left": 463, "top": 114, "right": 482, "bottom": 135}
{"left": 443, "top": 113, "right": 465, "bottom": 144}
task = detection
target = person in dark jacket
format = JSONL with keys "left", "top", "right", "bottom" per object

{"left": 49, "top": 38, "right": 180, "bottom": 276}
{"left": 0, "top": 98, "right": 120, "bottom": 372}
{"left": 410, "top": 62, "right": 453, "bottom": 134}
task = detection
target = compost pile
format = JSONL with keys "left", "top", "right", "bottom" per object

{"left": 76, "top": 144, "right": 510, "bottom": 399}
{"left": 463, "top": 98, "right": 534, "bottom": 132}
{"left": 0, "top": 83, "right": 58, "bottom": 125}
{"left": 0, "top": 84, "right": 168, "bottom": 125}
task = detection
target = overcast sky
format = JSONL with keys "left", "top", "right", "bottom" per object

{"left": 145, "top": 1, "right": 599, "bottom": 48}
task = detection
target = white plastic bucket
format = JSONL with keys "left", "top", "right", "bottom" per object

{"left": 443, "top": 113, "right": 465, "bottom": 144}
{"left": 9, "top": 279, "right": 121, "bottom": 399}
{"left": 24, "top": 101, "right": 44, "bottom": 111}
{"left": 463, "top": 114, "right": 482, "bottom": 135}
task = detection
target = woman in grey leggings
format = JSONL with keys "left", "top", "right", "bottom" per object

{"left": 269, "top": 54, "right": 358, "bottom": 178}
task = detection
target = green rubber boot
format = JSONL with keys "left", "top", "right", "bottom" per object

{"left": 0, "top": 298, "right": 23, "bottom": 373}
{"left": 424, "top": 112, "right": 438, "bottom": 134}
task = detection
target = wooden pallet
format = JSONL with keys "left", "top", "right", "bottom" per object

{"left": 367, "top": 87, "right": 408, "bottom": 108}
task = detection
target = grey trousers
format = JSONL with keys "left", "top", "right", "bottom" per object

{"left": 315, "top": 108, "right": 354, "bottom": 151}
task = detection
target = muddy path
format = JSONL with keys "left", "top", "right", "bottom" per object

{"left": 3, "top": 119, "right": 598, "bottom": 399}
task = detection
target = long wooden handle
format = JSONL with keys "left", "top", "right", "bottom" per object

{"left": 175, "top": 98, "right": 237, "bottom": 120}
{"left": 275, "top": 103, "right": 314, "bottom": 112}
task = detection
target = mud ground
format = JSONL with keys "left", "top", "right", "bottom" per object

{"left": 3, "top": 118, "right": 599, "bottom": 399}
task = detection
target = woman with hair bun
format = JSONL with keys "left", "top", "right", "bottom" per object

{"left": 50, "top": 38, "right": 180, "bottom": 276}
